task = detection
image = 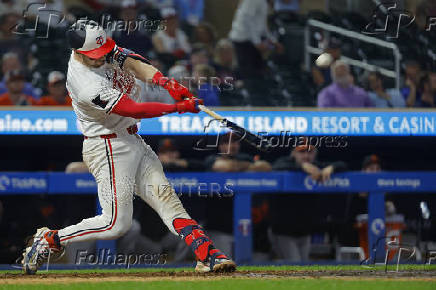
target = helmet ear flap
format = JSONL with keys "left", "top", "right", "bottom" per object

{"left": 66, "top": 25, "right": 86, "bottom": 49}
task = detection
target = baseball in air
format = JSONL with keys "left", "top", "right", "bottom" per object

{"left": 315, "top": 53, "right": 333, "bottom": 68}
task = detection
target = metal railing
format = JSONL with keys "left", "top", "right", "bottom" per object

{"left": 304, "top": 19, "right": 402, "bottom": 91}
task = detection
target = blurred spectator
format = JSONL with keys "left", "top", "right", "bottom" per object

{"left": 0, "top": 13, "right": 19, "bottom": 40}
{"left": 193, "top": 64, "right": 220, "bottom": 106}
{"left": 1, "top": 52, "right": 20, "bottom": 76}
{"left": 23, "top": 0, "right": 66, "bottom": 27}
{"left": 416, "top": 0, "right": 436, "bottom": 30}
{"left": 112, "top": 0, "right": 153, "bottom": 57}
{"left": 428, "top": 0, "right": 436, "bottom": 15}
{"left": 0, "top": 52, "right": 40, "bottom": 98}
{"left": 157, "top": 138, "right": 204, "bottom": 172}
{"left": 144, "top": 0, "right": 174, "bottom": 9}
{"left": 0, "top": 70, "right": 36, "bottom": 105}
{"left": 272, "top": 139, "right": 347, "bottom": 181}
{"left": 357, "top": 154, "right": 382, "bottom": 199}
{"left": 0, "top": 0, "right": 26, "bottom": 16}
{"left": 139, "top": 81, "right": 174, "bottom": 103}
{"left": 311, "top": 37, "right": 342, "bottom": 89}
{"left": 193, "top": 22, "right": 216, "bottom": 55}
{"left": 362, "top": 154, "right": 381, "bottom": 173}
{"left": 367, "top": 71, "right": 405, "bottom": 108}
{"left": 152, "top": 7, "right": 191, "bottom": 58}
{"left": 167, "top": 64, "right": 192, "bottom": 100}
{"left": 274, "top": 0, "right": 301, "bottom": 13}
{"left": 0, "top": 13, "right": 30, "bottom": 60}
{"left": 139, "top": 58, "right": 174, "bottom": 103}
{"left": 173, "top": 0, "right": 204, "bottom": 26}
{"left": 168, "top": 64, "right": 190, "bottom": 86}
{"left": 248, "top": 155, "right": 272, "bottom": 172}
{"left": 416, "top": 73, "right": 436, "bottom": 108}
{"left": 401, "top": 61, "right": 422, "bottom": 107}
{"left": 317, "top": 61, "right": 373, "bottom": 107}
{"left": 36, "top": 71, "right": 71, "bottom": 106}
{"left": 205, "top": 133, "right": 271, "bottom": 172}
{"left": 213, "top": 38, "right": 237, "bottom": 82}
{"left": 270, "top": 141, "right": 347, "bottom": 262}
{"left": 189, "top": 43, "right": 210, "bottom": 71}
{"left": 229, "top": 0, "right": 282, "bottom": 79}
{"left": 168, "top": 64, "right": 191, "bottom": 90}
{"left": 205, "top": 133, "right": 253, "bottom": 172}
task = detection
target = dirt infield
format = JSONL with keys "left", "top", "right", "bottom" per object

{"left": 2, "top": 270, "right": 436, "bottom": 284}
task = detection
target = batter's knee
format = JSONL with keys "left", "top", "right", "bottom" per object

{"left": 113, "top": 212, "right": 133, "bottom": 238}
{"left": 101, "top": 211, "right": 132, "bottom": 239}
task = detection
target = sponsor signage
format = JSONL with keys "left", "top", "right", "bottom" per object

{"left": 1, "top": 110, "right": 436, "bottom": 136}
{"left": 0, "top": 172, "right": 435, "bottom": 194}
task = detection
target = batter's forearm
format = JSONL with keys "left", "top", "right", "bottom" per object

{"left": 112, "top": 94, "right": 176, "bottom": 118}
{"left": 111, "top": 95, "right": 202, "bottom": 118}
{"left": 124, "top": 57, "right": 159, "bottom": 83}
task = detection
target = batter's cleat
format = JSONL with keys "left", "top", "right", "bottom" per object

{"left": 173, "top": 218, "right": 236, "bottom": 273}
{"left": 21, "top": 227, "right": 64, "bottom": 274}
{"left": 195, "top": 252, "right": 237, "bottom": 273}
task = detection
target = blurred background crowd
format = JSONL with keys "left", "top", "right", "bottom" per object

{"left": 1, "top": 0, "right": 436, "bottom": 266}
{"left": 0, "top": 0, "right": 435, "bottom": 107}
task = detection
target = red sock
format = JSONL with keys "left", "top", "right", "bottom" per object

{"left": 173, "top": 218, "right": 220, "bottom": 262}
{"left": 44, "top": 230, "right": 61, "bottom": 250}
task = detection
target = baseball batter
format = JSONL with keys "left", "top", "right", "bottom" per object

{"left": 22, "top": 20, "right": 236, "bottom": 274}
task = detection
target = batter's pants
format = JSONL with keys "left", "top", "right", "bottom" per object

{"left": 58, "top": 132, "right": 191, "bottom": 244}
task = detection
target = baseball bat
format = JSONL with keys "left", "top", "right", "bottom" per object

{"left": 198, "top": 104, "right": 270, "bottom": 152}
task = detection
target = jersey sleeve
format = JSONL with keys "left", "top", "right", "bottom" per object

{"left": 84, "top": 85, "right": 123, "bottom": 114}
{"left": 106, "top": 46, "right": 151, "bottom": 69}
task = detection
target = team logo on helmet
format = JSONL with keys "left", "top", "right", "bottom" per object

{"left": 96, "top": 36, "right": 104, "bottom": 45}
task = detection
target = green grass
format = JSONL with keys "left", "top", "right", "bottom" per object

{"left": 1, "top": 264, "right": 436, "bottom": 275}
{"left": 2, "top": 265, "right": 436, "bottom": 290}
{"left": 1, "top": 279, "right": 436, "bottom": 290}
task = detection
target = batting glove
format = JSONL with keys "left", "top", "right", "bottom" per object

{"left": 176, "top": 98, "right": 204, "bottom": 114}
{"left": 152, "top": 71, "right": 194, "bottom": 101}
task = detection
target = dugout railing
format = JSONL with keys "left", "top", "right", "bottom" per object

{"left": 304, "top": 19, "right": 401, "bottom": 90}
{"left": 1, "top": 171, "right": 435, "bottom": 264}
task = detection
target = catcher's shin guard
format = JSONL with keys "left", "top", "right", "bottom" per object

{"left": 173, "top": 218, "right": 236, "bottom": 272}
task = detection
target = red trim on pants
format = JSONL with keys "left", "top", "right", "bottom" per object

{"left": 60, "top": 139, "right": 118, "bottom": 242}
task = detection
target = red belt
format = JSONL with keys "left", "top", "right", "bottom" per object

{"left": 84, "top": 124, "right": 138, "bottom": 140}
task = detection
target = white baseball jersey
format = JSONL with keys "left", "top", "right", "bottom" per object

{"left": 66, "top": 51, "right": 140, "bottom": 137}
{"left": 59, "top": 50, "right": 192, "bottom": 246}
